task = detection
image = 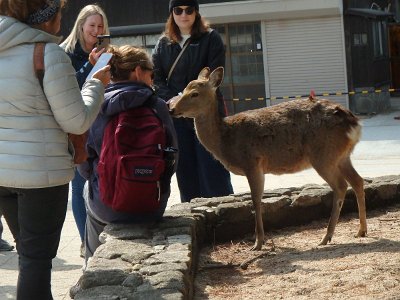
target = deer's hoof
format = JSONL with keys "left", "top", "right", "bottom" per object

{"left": 250, "top": 241, "right": 263, "bottom": 251}
{"left": 355, "top": 229, "right": 367, "bottom": 238}
{"left": 319, "top": 235, "right": 331, "bottom": 246}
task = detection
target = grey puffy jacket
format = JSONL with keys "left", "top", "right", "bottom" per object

{"left": 0, "top": 16, "right": 104, "bottom": 188}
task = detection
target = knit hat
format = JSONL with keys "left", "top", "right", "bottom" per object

{"left": 169, "top": 0, "right": 199, "bottom": 13}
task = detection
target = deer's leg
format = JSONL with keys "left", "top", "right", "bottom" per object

{"left": 315, "top": 167, "right": 348, "bottom": 245}
{"left": 339, "top": 157, "right": 367, "bottom": 238}
{"left": 246, "top": 166, "right": 265, "bottom": 251}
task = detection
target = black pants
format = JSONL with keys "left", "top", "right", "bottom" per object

{"left": 0, "top": 215, "right": 3, "bottom": 238}
{"left": 0, "top": 184, "right": 68, "bottom": 300}
{"left": 173, "top": 118, "right": 233, "bottom": 202}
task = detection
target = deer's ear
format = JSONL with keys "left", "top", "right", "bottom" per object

{"left": 198, "top": 67, "right": 210, "bottom": 80}
{"left": 209, "top": 67, "right": 224, "bottom": 88}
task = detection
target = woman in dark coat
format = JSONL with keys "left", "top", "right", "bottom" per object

{"left": 152, "top": 0, "right": 233, "bottom": 202}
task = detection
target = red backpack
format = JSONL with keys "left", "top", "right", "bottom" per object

{"left": 97, "top": 100, "right": 168, "bottom": 214}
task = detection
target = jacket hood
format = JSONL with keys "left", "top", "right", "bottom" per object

{"left": 102, "top": 82, "right": 156, "bottom": 117}
{"left": 0, "top": 16, "right": 60, "bottom": 52}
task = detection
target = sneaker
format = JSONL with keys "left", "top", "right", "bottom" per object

{"left": 80, "top": 242, "right": 85, "bottom": 258}
{"left": 0, "top": 238, "right": 14, "bottom": 251}
{"left": 69, "top": 280, "right": 82, "bottom": 299}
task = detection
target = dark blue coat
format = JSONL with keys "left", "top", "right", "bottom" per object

{"left": 78, "top": 82, "right": 178, "bottom": 223}
{"left": 65, "top": 42, "right": 94, "bottom": 89}
{"left": 152, "top": 29, "right": 226, "bottom": 115}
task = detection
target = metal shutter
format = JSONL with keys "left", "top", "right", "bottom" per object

{"left": 264, "top": 16, "right": 348, "bottom": 108}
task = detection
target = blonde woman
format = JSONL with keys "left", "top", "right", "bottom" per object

{"left": 0, "top": 0, "right": 110, "bottom": 298}
{"left": 61, "top": 4, "right": 110, "bottom": 88}
{"left": 61, "top": 4, "right": 110, "bottom": 257}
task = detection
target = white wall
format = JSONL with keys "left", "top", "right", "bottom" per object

{"left": 201, "top": 0, "right": 343, "bottom": 23}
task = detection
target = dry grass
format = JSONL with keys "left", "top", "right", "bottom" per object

{"left": 195, "top": 203, "right": 400, "bottom": 299}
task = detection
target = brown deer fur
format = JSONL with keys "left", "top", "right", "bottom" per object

{"left": 169, "top": 67, "right": 367, "bottom": 250}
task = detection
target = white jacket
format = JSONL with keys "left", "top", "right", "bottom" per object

{"left": 0, "top": 16, "right": 104, "bottom": 188}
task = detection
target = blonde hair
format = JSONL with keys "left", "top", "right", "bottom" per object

{"left": 108, "top": 45, "right": 153, "bottom": 82}
{"left": 61, "top": 4, "right": 109, "bottom": 53}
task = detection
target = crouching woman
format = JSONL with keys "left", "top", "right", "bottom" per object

{"left": 78, "top": 45, "right": 178, "bottom": 262}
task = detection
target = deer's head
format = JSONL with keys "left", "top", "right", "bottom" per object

{"left": 169, "top": 67, "right": 224, "bottom": 118}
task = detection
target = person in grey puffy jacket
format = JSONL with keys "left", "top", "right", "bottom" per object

{"left": 0, "top": 1, "right": 110, "bottom": 299}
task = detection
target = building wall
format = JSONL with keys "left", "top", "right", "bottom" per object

{"left": 201, "top": 0, "right": 348, "bottom": 108}
{"left": 60, "top": 0, "right": 349, "bottom": 110}
{"left": 60, "top": 0, "right": 242, "bottom": 38}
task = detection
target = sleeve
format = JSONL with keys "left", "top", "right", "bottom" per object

{"left": 207, "top": 30, "right": 227, "bottom": 116}
{"left": 43, "top": 43, "right": 104, "bottom": 135}
{"left": 75, "top": 61, "right": 93, "bottom": 89}
{"left": 207, "top": 30, "right": 225, "bottom": 71}
{"left": 152, "top": 38, "right": 177, "bottom": 101}
{"left": 64, "top": 46, "right": 93, "bottom": 89}
{"left": 154, "top": 98, "right": 178, "bottom": 175}
{"left": 155, "top": 99, "right": 178, "bottom": 217}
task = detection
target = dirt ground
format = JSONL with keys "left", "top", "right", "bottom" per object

{"left": 195, "top": 203, "right": 400, "bottom": 300}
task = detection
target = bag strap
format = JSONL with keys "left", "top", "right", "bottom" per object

{"left": 167, "top": 38, "right": 191, "bottom": 84}
{"left": 33, "top": 42, "right": 45, "bottom": 89}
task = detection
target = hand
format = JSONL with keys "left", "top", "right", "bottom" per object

{"left": 92, "top": 65, "right": 111, "bottom": 86}
{"left": 89, "top": 47, "right": 105, "bottom": 66}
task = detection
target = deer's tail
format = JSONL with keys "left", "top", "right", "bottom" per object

{"left": 333, "top": 105, "right": 361, "bottom": 144}
{"left": 347, "top": 123, "right": 361, "bottom": 144}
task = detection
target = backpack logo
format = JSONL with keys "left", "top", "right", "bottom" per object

{"left": 134, "top": 166, "right": 155, "bottom": 177}
{"left": 98, "top": 104, "right": 169, "bottom": 214}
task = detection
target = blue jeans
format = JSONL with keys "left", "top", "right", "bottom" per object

{"left": 0, "top": 184, "right": 69, "bottom": 300}
{"left": 174, "top": 118, "right": 233, "bottom": 202}
{"left": 71, "top": 169, "right": 86, "bottom": 241}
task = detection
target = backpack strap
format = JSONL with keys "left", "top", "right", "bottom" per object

{"left": 167, "top": 38, "right": 191, "bottom": 85}
{"left": 33, "top": 42, "right": 45, "bottom": 89}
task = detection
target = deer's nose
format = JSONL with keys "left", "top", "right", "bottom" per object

{"left": 169, "top": 108, "right": 175, "bottom": 115}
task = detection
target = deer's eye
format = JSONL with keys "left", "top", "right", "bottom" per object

{"left": 191, "top": 92, "right": 199, "bottom": 98}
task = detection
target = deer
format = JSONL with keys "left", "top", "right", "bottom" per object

{"left": 168, "top": 67, "right": 367, "bottom": 251}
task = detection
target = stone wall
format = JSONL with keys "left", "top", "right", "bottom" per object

{"left": 72, "top": 175, "right": 400, "bottom": 299}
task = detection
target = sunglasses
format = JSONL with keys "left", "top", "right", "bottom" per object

{"left": 131, "top": 60, "right": 154, "bottom": 80}
{"left": 173, "top": 6, "right": 195, "bottom": 16}
{"left": 141, "top": 66, "right": 154, "bottom": 80}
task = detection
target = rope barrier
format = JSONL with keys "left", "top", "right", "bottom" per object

{"left": 227, "top": 88, "right": 398, "bottom": 102}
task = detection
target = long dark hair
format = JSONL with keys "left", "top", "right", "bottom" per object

{"left": 164, "top": 10, "right": 210, "bottom": 43}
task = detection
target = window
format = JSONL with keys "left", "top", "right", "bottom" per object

{"left": 372, "top": 21, "right": 386, "bottom": 57}
{"left": 353, "top": 33, "right": 368, "bottom": 46}
{"left": 215, "top": 22, "right": 266, "bottom": 114}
